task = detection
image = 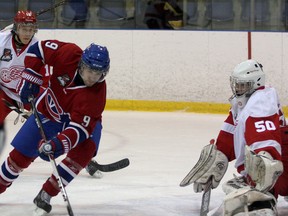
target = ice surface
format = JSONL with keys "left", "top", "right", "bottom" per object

{"left": 1, "top": 111, "right": 287, "bottom": 215}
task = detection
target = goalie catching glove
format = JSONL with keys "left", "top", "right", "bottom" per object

{"left": 245, "top": 146, "right": 283, "bottom": 193}
{"left": 180, "top": 142, "right": 228, "bottom": 192}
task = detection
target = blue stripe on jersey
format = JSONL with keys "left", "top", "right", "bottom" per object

{"left": 90, "top": 121, "right": 102, "bottom": 152}
{"left": 27, "top": 41, "right": 43, "bottom": 60}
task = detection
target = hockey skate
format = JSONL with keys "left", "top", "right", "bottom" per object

{"left": 33, "top": 189, "right": 52, "bottom": 216}
{"left": 86, "top": 160, "right": 103, "bottom": 178}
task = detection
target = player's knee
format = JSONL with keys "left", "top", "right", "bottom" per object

{"left": 67, "top": 139, "right": 96, "bottom": 167}
{"left": 9, "top": 148, "right": 34, "bottom": 170}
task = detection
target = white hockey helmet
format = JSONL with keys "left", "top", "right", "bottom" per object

{"left": 230, "top": 59, "right": 264, "bottom": 106}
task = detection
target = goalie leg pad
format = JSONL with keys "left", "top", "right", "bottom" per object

{"left": 180, "top": 144, "right": 228, "bottom": 192}
{"left": 222, "top": 176, "right": 252, "bottom": 195}
{"left": 224, "top": 188, "right": 277, "bottom": 216}
{"left": 245, "top": 146, "right": 283, "bottom": 192}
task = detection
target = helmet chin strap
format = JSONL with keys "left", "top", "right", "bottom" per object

{"left": 13, "top": 34, "right": 25, "bottom": 48}
{"left": 228, "top": 94, "right": 235, "bottom": 103}
{"left": 229, "top": 90, "right": 256, "bottom": 109}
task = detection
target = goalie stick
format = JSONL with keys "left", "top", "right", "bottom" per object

{"left": 3, "top": 98, "right": 130, "bottom": 173}
{"left": 201, "top": 179, "right": 212, "bottom": 216}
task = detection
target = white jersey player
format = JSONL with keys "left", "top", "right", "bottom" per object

{"left": 0, "top": 10, "right": 38, "bottom": 154}
{"left": 180, "top": 59, "right": 288, "bottom": 215}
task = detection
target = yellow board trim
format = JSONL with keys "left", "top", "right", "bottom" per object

{"left": 106, "top": 99, "right": 288, "bottom": 115}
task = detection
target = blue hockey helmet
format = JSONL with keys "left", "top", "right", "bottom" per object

{"left": 80, "top": 43, "right": 110, "bottom": 82}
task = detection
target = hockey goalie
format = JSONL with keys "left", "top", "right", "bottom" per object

{"left": 180, "top": 59, "right": 288, "bottom": 216}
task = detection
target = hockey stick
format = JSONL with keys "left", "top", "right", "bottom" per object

{"left": 94, "top": 158, "right": 129, "bottom": 172}
{"left": 29, "top": 96, "right": 74, "bottom": 216}
{"left": 2, "top": 98, "right": 31, "bottom": 119}
{"left": 200, "top": 179, "right": 212, "bottom": 216}
{"left": 1, "top": 0, "right": 67, "bottom": 32}
{"left": 87, "top": 158, "right": 130, "bottom": 175}
{"left": 36, "top": 0, "right": 67, "bottom": 16}
{"left": 3, "top": 98, "right": 130, "bottom": 173}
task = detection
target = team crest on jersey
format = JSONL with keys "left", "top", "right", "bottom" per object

{"left": 0, "top": 49, "right": 12, "bottom": 62}
{"left": 0, "top": 66, "right": 24, "bottom": 83}
{"left": 57, "top": 74, "right": 70, "bottom": 86}
{"left": 46, "top": 89, "right": 64, "bottom": 122}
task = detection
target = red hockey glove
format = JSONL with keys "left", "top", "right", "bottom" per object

{"left": 38, "top": 138, "right": 64, "bottom": 161}
{"left": 16, "top": 69, "right": 43, "bottom": 104}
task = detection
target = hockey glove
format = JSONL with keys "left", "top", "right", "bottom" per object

{"left": 180, "top": 143, "right": 228, "bottom": 192}
{"left": 245, "top": 146, "right": 283, "bottom": 192}
{"left": 16, "top": 69, "right": 43, "bottom": 104}
{"left": 38, "top": 138, "right": 64, "bottom": 161}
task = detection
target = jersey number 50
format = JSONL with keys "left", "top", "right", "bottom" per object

{"left": 255, "top": 120, "right": 276, "bottom": 132}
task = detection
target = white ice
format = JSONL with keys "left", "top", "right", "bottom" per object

{"left": 1, "top": 111, "right": 288, "bottom": 216}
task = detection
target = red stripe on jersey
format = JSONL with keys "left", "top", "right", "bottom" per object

{"left": 245, "top": 114, "right": 281, "bottom": 159}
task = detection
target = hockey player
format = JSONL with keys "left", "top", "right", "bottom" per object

{"left": 180, "top": 59, "right": 288, "bottom": 215}
{"left": 0, "top": 40, "right": 110, "bottom": 214}
{"left": 0, "top": 10, "right": 38, "bottom": 154}
{"left": 0, "top": 11, "right": 102, "bottom": 178}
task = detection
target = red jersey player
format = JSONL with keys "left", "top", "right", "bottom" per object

{"left": 0, "top": 40, "right": 110, "bottom": 215}
{"left": 180, "top": 59, "right": 288, "bottom": 215}
{"left": 0, "top": 11, "right": 102, "bottom": 179}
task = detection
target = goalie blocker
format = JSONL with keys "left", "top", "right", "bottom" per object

{"left": 180, "top": 142, "right": 228, "bottom": 191}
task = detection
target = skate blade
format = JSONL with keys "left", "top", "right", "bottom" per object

{"left": 33, "top": 207, "right": 48, "bottom": 216}
{"left": 92, "top": 170, "right": 104, "bottom": 179}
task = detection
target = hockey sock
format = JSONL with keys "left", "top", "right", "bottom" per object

{"left": 0, "top": 149, "right": 33, "bottom": 193}
{"left": 42, "top": 156, "right": 83, "bottom": 196}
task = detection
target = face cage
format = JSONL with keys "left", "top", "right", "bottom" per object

{"left": 230, "top": 77, "right": 254, "bottom": 98}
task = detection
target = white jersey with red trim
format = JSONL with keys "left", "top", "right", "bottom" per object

{"left": 216, "top": 86, "right": 285, "bottom": 174}
{"left": 0, "top": 31, "right": 38, "bottom": 102}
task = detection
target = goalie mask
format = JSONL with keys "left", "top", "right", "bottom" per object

{"left": 229, "top": 59, "right": 265, "bottom": 108}
{"left": 13, "top": 10, "right": 38, "bottom": 45}
{"left": 79, "top": 43, "right": 110, "bottom": 86}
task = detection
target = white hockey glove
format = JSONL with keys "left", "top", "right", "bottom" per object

{"left": 245, "top": 146, "right": 283, "bottom": 192}
{"left": 180, "top": 144, "right": 228, "bottom": 192}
